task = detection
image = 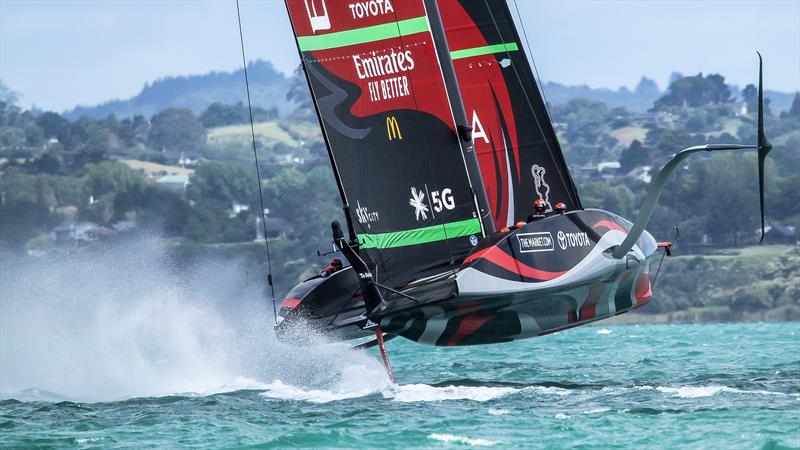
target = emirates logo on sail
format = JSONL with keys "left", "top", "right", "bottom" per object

{"left": 355, "top": 50, "right": 414, "bottom": 103}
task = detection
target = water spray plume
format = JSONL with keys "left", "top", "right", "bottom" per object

{"left": 0, "top": 237, "right": 387, "bottom": 402}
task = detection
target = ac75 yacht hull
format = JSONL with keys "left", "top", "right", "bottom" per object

{"left": 275, "top": 209, "right": 659, "bottom": 346}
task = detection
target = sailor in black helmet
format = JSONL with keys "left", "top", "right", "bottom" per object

{"left": 527, "top": 198, "right": 548, "bottom": 222}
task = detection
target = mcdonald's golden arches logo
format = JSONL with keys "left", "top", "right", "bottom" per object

{"left": 386, "top": 116, "right": 402, "bottom": 141}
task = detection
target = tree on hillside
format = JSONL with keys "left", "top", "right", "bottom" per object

{"left": 147, "top": 108, "right": 206, "bottom": 152}
{"left": 80, "top": 161, "right": 149, "bottom": 223}
{"left": 577, "top": 180, "right": 637, "bottom": 219}
{"left": 647, "top": 128, "right": 695, "bottom": 158}
{"left": 264, "top": 165, "right": 341, "bottom": 239}
{"left": 201, "top": 102, "right": 241, "bottom": 128}
{"left": 652, "top": 73, "right": 733, "bottom": 111}
{"left": 117, "top": 115, "right": 149, "bottom": 146}
{"left": 0, "top": 199, "right": 50, "bottom": 251}
{"left": 23, "top": 123, "right": 44, "bottom": 147}
{"left": 137, "top": 186, "right": 192, "bottom": 236}
{"left": 0, "top": 100, "right": 21, "bottom": 127}
{"left": 554, "top": 98, "right": 610, "bottom": 146}
{"left": 84, "top": 128, "right": 120, "bottom": 154}
{"left": 742, "top": 84, "right": 758, "bottom": 113}
{"left": 286, "top": 66, "right": 314, "bottom": 119}
{"left": 31, "top": 152, "right": 62, "bottom": 174}
{"left": 0, "top": 126, "right": 25, "bottom": 149}
{"left": 58, "top": 116, "right": 99, "bottom": 151}
{"left": 187, "top": 161, "right": 257, "bottom": 211}
{"left": 83, "top": 161, "right": 145, "bottom": 199}
{"left": 619, "top": 140, "right": 650, "bottom": 172}
{"left": 634, "top": 77, "right": 660, "bottom": 96}
{"left": 200, "top": 102, "right": 279, "bottom": 128}
{"left": 0, "top": 81, "right": 18, "bottom": 106}
{"left": 36, "top": 112, "right": 70, "bottom": 139}
{"left": 782, "top": 93, "right": 800, "bottom": 119}
{"left": 700, "top": 154, "right": 762, "bottom": 244}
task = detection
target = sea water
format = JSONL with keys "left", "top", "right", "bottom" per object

{"left": 1, "top": 244, "right": 798, "bottom": 448}
{"left": 1, "top": 323, "right": 798, "bottom": 449}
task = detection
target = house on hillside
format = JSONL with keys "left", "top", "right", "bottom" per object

{"left": 52, "top": 221, "right": 114, "bottom": 243}
{"left": 229, "top": 202, "right": 250, "bottom": 218}
{"left": 256, "top": 216, "right": 290, "bottom": 239}
{"left": 112, "top": 221, "right": 137, "bottom": 233}
{"left": 730, "top": 101, "right": 749, "bottom": 116}
{"left": 178, "top": 152, "right": 202, "bottom": 167}
{"left": 156, "top": 174, "right": 190, "bottom": 192}
{"left": 275, "top": 154, "right": 305, "bottom": 166}
{"left": 577, "top": 161, "right": 621, "bottom": 180}
{"left": 760, "top": 225, "right": 797, "bottom": 245}
{"left": 639, "top": 111, "right": 677, "bottom": 127}
{"left": 625, "top": 165, "right": 653, "bottom": 183}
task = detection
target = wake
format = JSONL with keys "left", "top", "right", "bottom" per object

{"left": 0, "top": 237, "right": 386, "bottom": 403}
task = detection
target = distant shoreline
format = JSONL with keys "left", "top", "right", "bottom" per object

{"left": 603, "top": 306, "right": 800, "bottom": 324}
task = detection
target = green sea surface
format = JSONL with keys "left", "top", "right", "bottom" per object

{"left": 1, "top": 322, "right": 798, "bottom": 449}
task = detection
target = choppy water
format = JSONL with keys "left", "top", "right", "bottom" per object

{"left": 2, "top": 323, "right": 798, "bottom": 449}
{"left": 1, "top": 244, "right": 798, "bottom": 448}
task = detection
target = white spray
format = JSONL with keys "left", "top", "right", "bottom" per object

{"left": 0, "top": 237, "right": 386, "bottom": 402}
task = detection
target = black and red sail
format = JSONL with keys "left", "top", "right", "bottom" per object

{"left": 439, "top": 0, "right": 582, "bottom": 229}
{"left": 285, "top": 0, "right": 485, "bottom": 289}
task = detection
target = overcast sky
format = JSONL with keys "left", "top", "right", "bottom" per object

{"left": 1, "top": 0, "right": 798, "bottom": 112}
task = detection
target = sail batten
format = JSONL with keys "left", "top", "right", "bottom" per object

{"left": 297, "top": 17, "right": 430, "bottom": 51}
{"left": 450, "top": 42, "right": 518, "bottom": 60}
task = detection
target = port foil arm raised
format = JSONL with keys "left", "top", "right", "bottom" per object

{"left": 612, "top": 54, "right": 773, "bottom": 259}
{"left": 612, "top": 144, "right": 755, "bottom": 259}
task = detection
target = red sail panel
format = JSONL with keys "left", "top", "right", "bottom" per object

{"left": 288, "top": 1, "right": 454, "bottom": 128}
{"left": 439, "top": 0, "right": 582, "bottom": 229}
{"left": 285, "top": 0, "right": 482, "bottom": 289}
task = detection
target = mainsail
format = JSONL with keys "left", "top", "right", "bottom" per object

{"left": 285, "top": 0, "right": 490, "bottom": 289}
{"left": 439, "top": 0, "right": 582, "bottom": 229}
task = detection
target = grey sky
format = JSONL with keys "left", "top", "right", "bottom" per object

{"left": 1, "top": 0, "right": 798, "bottom": 112}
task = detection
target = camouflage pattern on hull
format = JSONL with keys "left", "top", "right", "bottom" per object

{"left": 378, "top": 209, "right": 658, "bottom": 346}
{"left": 276, "top": 209, "right": 659, "bottom": 347}
{"left": 379, "top": 259, "right": 653, "bottom": 346}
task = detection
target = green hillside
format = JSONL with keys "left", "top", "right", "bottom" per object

{"left": 207, "top": 121, "right": 299, "bottom": 148}
{"left": 64, "top": 61, "right": 292, "bottom": 120}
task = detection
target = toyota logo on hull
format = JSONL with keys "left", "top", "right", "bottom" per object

{"left": 557, "top": 230, "right": 591, "bottom": 250}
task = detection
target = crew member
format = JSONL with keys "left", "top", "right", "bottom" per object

{"left": 319, "top": 258, "right": 343, "bottom": 277}
{"left": 527, "top": 198, "right": 548, "bottom": 222}
{"left": 554, "top": 202, "right": 567, "bottom": 214}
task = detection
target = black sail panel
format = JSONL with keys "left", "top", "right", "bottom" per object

{"left": 285, "top": 0, "right": 483, "bottom": 289}
{"left": 439, "top": 0, "right": 582, "bottom": 229}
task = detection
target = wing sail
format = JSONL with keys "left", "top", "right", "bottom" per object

{"left": 285, "top": 0, "right": 486, "bottom": 289}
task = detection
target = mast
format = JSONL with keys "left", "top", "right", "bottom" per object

{"left": 424, "top": 0, "right": 495, "bottom": 236}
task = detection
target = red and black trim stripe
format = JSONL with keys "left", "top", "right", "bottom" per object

{"left": 464, "top": 246, "right": 566, "bottom": 283}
